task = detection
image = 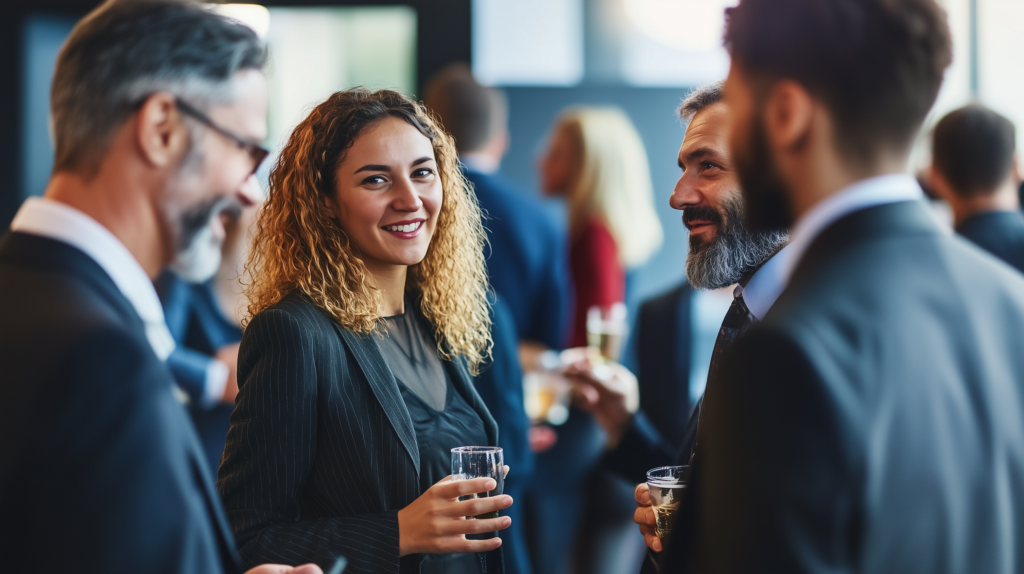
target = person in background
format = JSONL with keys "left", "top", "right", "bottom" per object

{"left": 541, "top": 107, "right": 663, "bottom": 349}
{"left": 929, "top": 104, "right": 1024, "bottom": 273}
{"left": 528, "top": 107, "right": 663, "bottom": 574}
{"left": 0, "top": 1, "right": 319, "bottom": 572}
{"left": 423, "top": 64, "right": 570, "bottom": 358}
{"left": 423, "top": 65, "right": 552, "bottom": 574}
{"left": 218, "top": 88, "right": 511, "bottom": 574}
{"left": 666, "top": 0, "right": 1024, "bottom": 571}
{"left": 157, "top": 184, "right": 260, "bottom": 473}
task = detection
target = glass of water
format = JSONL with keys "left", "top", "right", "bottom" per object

{"left": 451, "top": 446, "right": 504, "bottom": 519}
{"left": 646, "top": 465, "right": 688, "bottom": 541}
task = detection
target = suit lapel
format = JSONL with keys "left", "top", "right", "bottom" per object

{"left": 334, "top": 326, "right": 421, "bottom": 476}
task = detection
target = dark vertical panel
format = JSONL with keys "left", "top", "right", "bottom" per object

{"left": 0, "top": 13, "right": 24, "bottom": 229}
{"left": 414, "top": 0, "right": 471, "bottom": 96}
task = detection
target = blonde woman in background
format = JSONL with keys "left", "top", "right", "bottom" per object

{"left": 527, "top": 107, "right": 663, "bottom": 574}
{"left": 540, "top": 106, "right": 663, "bottom": 347}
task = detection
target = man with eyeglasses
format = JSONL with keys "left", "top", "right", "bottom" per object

{"left": 0, "top": 1, "right": 317, "bottom": 573}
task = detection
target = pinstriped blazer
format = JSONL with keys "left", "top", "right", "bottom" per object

{"left": 217, "top": 293, "right": 500, "bottom": 574}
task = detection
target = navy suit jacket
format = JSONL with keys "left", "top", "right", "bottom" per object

{"left": 0, "top": 232, "right": 241, "bottom": 574}
{"left": 465, "top": 169, "right": 570, "bottom": 349}
{"left": 606, "top": 282, "right": 696, "bottom": 484}
{"left": 156, "top": 272, "right": 243, "bottom": 474}
{"left": 667, "top": 201, "right": 1024, "bottom": 573}
{"left": 956, "top": 210, "right": 1024, "bottom": 275}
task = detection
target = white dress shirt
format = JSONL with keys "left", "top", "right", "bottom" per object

{"left": 779, "top": 173, "right": 926, "bottom": 285}
{"left": 10, "top": 197, "right": 177, "bottom": 361}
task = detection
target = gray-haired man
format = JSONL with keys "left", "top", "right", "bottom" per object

{"left": 567, "top": 81, "right": 790, "bottom": 556}
{"left": 0, "top": 1, "right": 318, "bottom": 573}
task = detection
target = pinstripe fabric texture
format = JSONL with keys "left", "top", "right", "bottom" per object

{"left": 218, "top": 293, "right": 500, "bottom": 574}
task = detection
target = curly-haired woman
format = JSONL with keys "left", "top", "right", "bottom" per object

{"left": 217, "top": 88, "right": 511, "bottom": 574}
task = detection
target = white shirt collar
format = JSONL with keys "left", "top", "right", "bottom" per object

{"left": 460, "top": 154, "right": 500, "bottom": 175}
{"left": 778, "top": 173, "right": 925, "bottom": 285}
{"left": 734, "top": 242, "right": 793, "bottom": 320}
{"left": 10, "top": 197, "right": 177, "bottom": 360}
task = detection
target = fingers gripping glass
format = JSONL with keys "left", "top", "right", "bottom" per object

{"left": 173, "top": 97, "right": 269, "bottom": 175}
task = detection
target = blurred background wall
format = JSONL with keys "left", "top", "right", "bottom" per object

{"left": 5, "top": 0, "right": 1024, "bottom": 313}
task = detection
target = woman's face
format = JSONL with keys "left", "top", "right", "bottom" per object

{"left": 539, "top": 125, "right": 581, "bottom": 197}
{"left": 330, "top": 116, "right": 442, "bottom": 276}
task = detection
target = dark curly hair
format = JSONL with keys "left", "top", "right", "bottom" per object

{"left": 724, "top": 0, "right": 952, "bottom": 163}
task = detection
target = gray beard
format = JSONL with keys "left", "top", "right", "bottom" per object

{"left": 685, "top": 196, "right": 788, "bottom": 290}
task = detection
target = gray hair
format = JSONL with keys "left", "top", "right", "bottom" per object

{"left": 51, "top": 0, "right": 268, "bottom": 175}
{"left": 678, "top": 81, "right": 725, "bottom": 123}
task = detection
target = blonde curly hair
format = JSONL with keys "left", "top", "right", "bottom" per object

{"left": 245, "top": 88, "right": 492, "bottom": 372}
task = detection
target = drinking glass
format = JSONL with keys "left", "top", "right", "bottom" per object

{"left": 451, "top": 446, "right": 504, "bottom": 519}
{"left": 646, "top": 465, "right": 688, "bottom": 541}
{"left": 586, "top": 303, "right": 628, "bottom": 362}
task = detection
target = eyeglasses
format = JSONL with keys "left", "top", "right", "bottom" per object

{"left": 173, "top": 97, "right": 270, "bottom": 175}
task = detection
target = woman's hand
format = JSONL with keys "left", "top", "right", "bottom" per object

{"left": 397, "top": 475, "right": 513, "bottom": 556}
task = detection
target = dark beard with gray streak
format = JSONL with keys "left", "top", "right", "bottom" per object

{"left": 684, "top": 193, "right": 788, "bottom": 290}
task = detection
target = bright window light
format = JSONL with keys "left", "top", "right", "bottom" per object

{"left": 208, "top": 4, "right": 271, "bottom": 38}
{"left": 472, "top": 0, "right": 584, "bottom": 86}
{"left": 620, "top": 0, "right": 736, "bottom": 87}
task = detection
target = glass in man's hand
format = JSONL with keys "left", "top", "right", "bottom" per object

{"left": 647, "top": 465, "right": 688, "bottom": 541}
{"left": 451, "top": 446, "right": 504, "bottom": 519}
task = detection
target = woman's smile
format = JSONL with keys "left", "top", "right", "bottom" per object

{"left": 382, "top": 218, "right": 425, "bottom": 238}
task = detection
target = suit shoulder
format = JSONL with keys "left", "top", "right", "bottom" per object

{"left": 244, "top": 293, "right": 343, "bottom": 350}
{"left": 640, "top": 282, "right": 689, "bottom": 314}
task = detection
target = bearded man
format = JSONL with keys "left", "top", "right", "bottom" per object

{"left": 567, "top": 81, "right": 789, "bottom": 563}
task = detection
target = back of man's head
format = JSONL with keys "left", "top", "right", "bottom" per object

{"left": 423, "top": 63, "right": 506, "bottom": 154}
{"left": 724, "top": 0, "right": 952, "bottom": 164}
{"left": 932, "top": 105, "right": 1017, "bottom": 198}
{"left": 51, "top": 0, "right": 267, "bottom": 176}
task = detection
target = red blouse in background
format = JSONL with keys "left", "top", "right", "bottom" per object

{"left": 567, "top": 218, "right": 625, "bottom": 348}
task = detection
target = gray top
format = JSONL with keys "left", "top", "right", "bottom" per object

{"left": 379, "top": 307, "right": 447, "bottom": 410}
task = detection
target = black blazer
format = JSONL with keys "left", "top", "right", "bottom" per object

{"left": 0, "top": 232, "right": 240, "bottom": 574}
{"left": 218, "top": 293, "right": 501, "bottom": 574}
{"left": 956, "top": 210, "right": 1024, "bottom": 274}
{"left": 666, "top": 201, "right": 1024, "bottom": 573}
{"left": 605, "top": 282, "right": 694, "bottom": 484}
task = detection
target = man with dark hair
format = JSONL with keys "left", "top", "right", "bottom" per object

{"left": 929, "top": 104, "right": 1024, "bottom": 272}
{"left": 662, "top": 0, "right": 1024, "bottom": 572}
{"left": 0, "top": 1, "right": 319, "bottom": 573}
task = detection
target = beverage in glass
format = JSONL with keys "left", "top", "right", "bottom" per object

{"left": 587, "top": 303, "right": 628, "bottom": 362}
{"left": 646, "top": 465, "right": 687, "bottom": 540}
{"left": 451, "top": 446, "right": 504, "bottom": 519}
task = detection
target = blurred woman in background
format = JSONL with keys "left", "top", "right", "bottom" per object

{"left": 541, "top": 107, "right": 663, "bottom": 347}
{"left": 218, "top": 88, "right": 511, "bottom": 574}
{"left": 528, "top": 107, "right": 662, "bottom": 574}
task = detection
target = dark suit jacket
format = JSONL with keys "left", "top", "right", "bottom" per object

{"left": 666, "top": 201, "right": 1024, "bottom": 573}
{"left": 218, "top": 293, "right": 502, "bottom": 574}
{"left": 465, "top": 169, "right": 570, "bottom": 349}
{"left": 157, "top": 272, "right": 243, "bottom": 474}
{"left": 474, "top": 294, "right": 534, "bottom": 574}
{"left": 956, "top": 210, "right": 1024, "bottom": 274}
{"left": 0, "top": 232, "right": 241, "bottom": 574}
{"left": 605, "top": 282, "right": 695, "bottom": 484}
